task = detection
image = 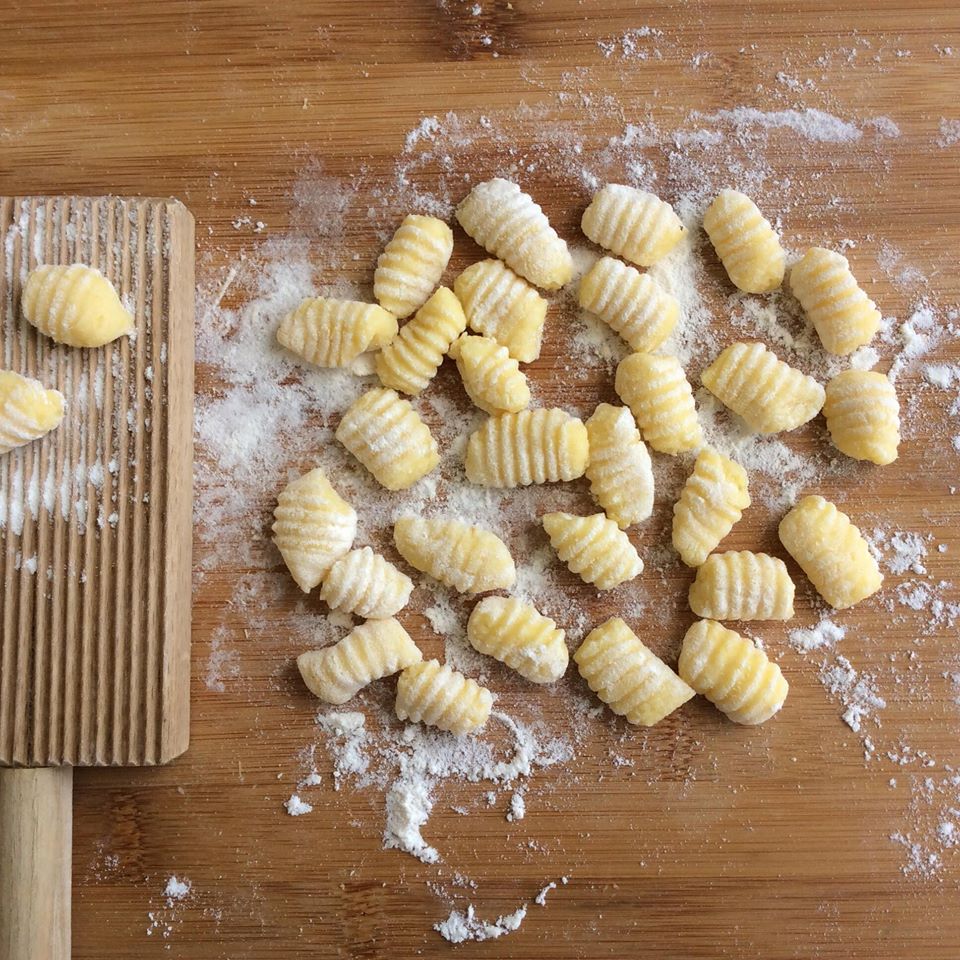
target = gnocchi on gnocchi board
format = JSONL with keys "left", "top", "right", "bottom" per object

{"left": 3, "top": 2, "right": 960, "bottom": 960}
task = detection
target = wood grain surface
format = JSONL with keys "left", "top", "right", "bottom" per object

{"left": 2, "top": 2, "right": 960, "bottom": 958}
{"left": 0, "top": 197, "right": 194, "bottom": 767}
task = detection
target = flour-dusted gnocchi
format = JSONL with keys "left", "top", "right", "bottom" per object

{"left": 574, "top": 617, "right": 695, "bottom": 726}
{"left": 822, "top": 370, "right": 900, "bottom": 465}
{"left": 702, "top": 189, "right": 786, "bottom": 294}
{"left": 374, "top": 214, "right": 454, "bottom": 319}
{"left": 277, "top": 296, "right": 398, "bottom": 368}
{"left": 615, "top": 352, "right": 702, "bottom": 454}
{"left": 298, "top": 618, "right": 422, "bottom": 704}
{"left": 273, "top": 467, "right": 357, "bottom": 592}
{"left": 453, "top": 259, "right": 548, "bottom": 362}
{"left": 542, "top": 512, "right": 643, "bottom": 590}
{"left": 672, "top": 449, "right": 750, "bottom": 567}
{"left": 679, "top": 619, "right": 788, "bottom": 725}
{"left": 581, "top": 185, "right": 685, "bottom": 267}
{"left": 0, "top": 371, "right": 65, "bottom": 456}
{"left": 465, "top": 408, "right": 589, "bottom": 487}
{"left": 456, "top": 178, "right": 573, "bottom": 290}
{"left": 335, "top": 387, "right": 439, "bottom": 490}
{"left": 688, "top": 551, "right": 795, "bottom": 621}
{"left": 578, "top": 256, "right": 678, "bottom": 353}
{"left": 467, "top": 596, "right": 568, "bottom": 684}
{"left": 789, "top": 247, "right": 881, "bottom": 355}
{"left": 394, "top": 515, "right": 516, "bottom": 594}
{"left": 778, "top": 494, "right": 882, "bottom": 609}
{"left": 320, "top": 546, "right": 414, "bottom": 619}
{"left": 449, "top": 334, "right": 531, "bottom": 414}
{"left": 585, "top": 403, "right": 654, "bottom": 529}
{"left": 22, "top": 263, "right": 134, "bottom": 348}
{"left": 395, "top": 659, "right": 493, "bottom": 735}
{"left": 701, "top": 341, "right": 825, "bottom": 434}
{"left": 375, "top": 286, "right": 466, "bottom": 395}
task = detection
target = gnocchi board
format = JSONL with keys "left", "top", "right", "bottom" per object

{"left": 3, "top": 2, "right": 960, "bottom": 959}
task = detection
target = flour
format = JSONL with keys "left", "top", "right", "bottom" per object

{"left": 789, "top": 618, "right": 846, "bottom": 652}
{"left": 819, "top": 656, "right": 886, "bottom": 734}
{"left": 164, "top": 877, "right": 191, "bottom": 903}
{"left": 284, "top": 794, "right": 313, "bottom": 817}
{"left": 937, "top": 118, "right": 960, "bottom": 148}
{"left": 435, "top": 904, "right": 528, "bottom": 943}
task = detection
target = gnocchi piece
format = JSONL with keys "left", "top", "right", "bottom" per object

{"left": 320, "top": 546, "right": 414, "bottom": 619}
{"left": 374, "top": 214, "right": 454, "bottom": 319}
{"left": 542, "top": 512, "right": 643, "bottom": 591}
{"left": 465, "top": 408, "right": 589, "bottom": 487}
{"left": 702, "top": 189, "right": 785, "bottom": 294}
{"left": 0, "top": 371, "right": 65, "bottom": 455}
{"left": 789, "top": 247, "right": 881, "bottom": 355}
{"left": 453, "top": 259, "right": 548, "bottom": 362}
{"left": 393, "top": 515, "right": 516, "bottom": 594}
{"left": 335, "top": 388, "right": 439, "bottom": 490}
{"left": 449, "top": 334, "right": 531, "bottom": 414}
{"left": 456, "top": 178, "right": 573, "bottom": 290}
{"left": 297, "top": 618, "right": 422, "bottom": 705}
{"left": 395, "top": 659, "right": 493, "bottom": 735}
{"left": 273, "top": 467, "right": 357, "bottom": 592}
{"left": 701, "top": 341, "right": 825, "bottom": 434}
{"left": 578, "top": 256, "right": 678, "bottom": 353}
{"left": 672, "top": 449, "right": 750, "bottom": 568}
{"left": 585, "top": 403, "right": 654, "bottom": 529}
{"left": 688, "top": 551, "right": 795, "bottom": 621}
{"left": 574, "top": 617, "right": 695, "bottom": 726}
{"left": 614, "top": 352, "right": 703, "bottom": 454}
{"left": 581, "top": 185, "right": 685, "bottom": 267}
{"left": 778, "top": 494, "right": 882, "bottom": 609}
{"left": 277, "top": 296, "right": 398, "bottom": 368}
{"left": 467, "top": 596, "right": 568, "bottom": 684}
{"left": 679, "top": 619, "right": 788, "bottom": 725}
{"left": 823, "top": 370, "right": 900, "bottom": 465}
{"left": 375, "top": 286, "right": 466, "bottom": 395}
{"left": 22, "top": 263, "right": 134, "bottom": 348}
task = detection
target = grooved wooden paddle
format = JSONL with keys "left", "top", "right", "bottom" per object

{"left": 0, "top": 196, "right": 194, "bottom": 960}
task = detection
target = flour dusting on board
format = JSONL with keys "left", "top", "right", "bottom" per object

{"left": 189, "top": 82, "right": 960, "bottom": 937}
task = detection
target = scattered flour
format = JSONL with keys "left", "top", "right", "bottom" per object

{"left": 435, "top": 904, "right": 528, "bottom": 943}
{"left": 284, "top": 794, "right": 313, "bottom": 817}
{"left": 789, "top": 618, "right": 846, "bottom": 652}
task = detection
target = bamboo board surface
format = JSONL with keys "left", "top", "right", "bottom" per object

{"left": 0, "top": 197, "right": 194, "bottom": 766}
{"left": 2, "top": 2, "right": 960, "bottom": 958}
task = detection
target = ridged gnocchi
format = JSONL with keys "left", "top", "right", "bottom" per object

{"left": 778, "top": 495, "right": 882, "bottom": 609}
{"left": 374, "top": 214, "right": 454, "bottom": 319}
{"left": 335, "top": 388, "right": 439, "bottom": 490}
{"left": 456, "top": 178, "right": 573, "bottom": 290}
{"left": 578, "top": 256, "right": 678, "bottom": 353}
{"left": 679, "top": 619, "right": 788, "bottom": 725}
{"left": 615, "top": 352, "right": 702, "bottom": 454}
{"left": 394, "top": 515, "right": 516, "bottom": 594}
{"left": 0, "top": 371, "right": 65, "bottom": 455}
{"left": 273, "top": 467, "right": 357, "bottom": 592}
{"left": 789, "top": 247, "right": 881, "bottom": 355}
{"left": 22, "top": 263, "right": 134, "bottom": 347}
{"left": 395, "top": 659, "right": 493, "bottom": 735}
{"left": 375, "top": 286, "right": 466, "bottom": 395}
{"left": 320, "top": 546, "right": 414, "bottom": 619}
{"left": 454, "top": 259, "right": 548, "bottom": 362}
{"left": 702, "top": 189, "right": 785, "bottom": 294}
{"left": 574, "top": 617, "right": 695, "bottom": 726}
{"left": 467, "top": 596, "right": 568, "bottom": 684}
{"left": 672, "top": 449, "right": 750, "bottom": 567}
{"left": 823, "top": 370, "right": 900, "bottom": 465}
{"left": 688, "top": 551, "right": 795, "bottom": 621}
{"left": 465, "top": 408, "right": 589, "bottom": 487}
{"left": 297, "top": 618, "right": 422, "bottom": 704}
{"left": 542, "top": 512, "right": 643, "bottom": 590}
{"left": 449, "top": 334, "right": 530, "bottom": 414}
{"left": 585, "top": 403, "right": 654, "bottom": 529}
{"left": 277, "top": 296, "right": 398, "bottom": 368}
{"left": 581, "top": 185, "right": 685, "bottom": 267}
{"left": 701, "top": 341, "right": 825, "bottom": 434}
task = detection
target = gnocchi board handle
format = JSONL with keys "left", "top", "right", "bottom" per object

{"left": 0, "top": 767, "right": 72, "bottom": 960}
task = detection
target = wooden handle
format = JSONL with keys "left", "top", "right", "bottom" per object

{"left": 0, "top": 767, "right": 72, "bottom": 960}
